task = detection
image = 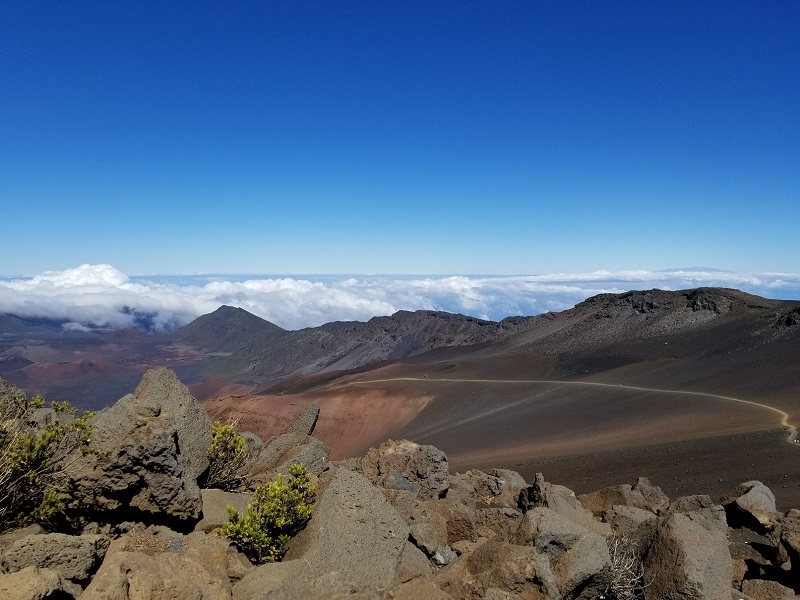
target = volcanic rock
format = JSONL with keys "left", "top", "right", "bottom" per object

{"left": 0, "top": 566, "right": 64, "bottom": 600}
{"left": 644, "top": 495, "right": 732, "bottom": 599}
{"left": 0, "top": 532, "right": 109, "bottom": 585}
{"left": 66, "top": 368, "right": 212, "bottom": 523}
{"left": 358, "top": 439, "right": 450, "bottom": 500}
{"left": 722, "top": 480, "right": 780, "bottom": 531}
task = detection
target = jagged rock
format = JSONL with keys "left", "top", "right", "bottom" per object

{"left": 393, "top": 578, "right": 453, "bottom": 599}
{"left": 236, "top": 467, "right": 409, "bottom": 598}
{"left": 779, "top": 510, "right": 800, "bottom": 588}
{"left": 384, "top": 470, "right": 422, "bottom": 494}
{"left": 518, "top": 473, "right": 610, "bottom": 536}
{"left": 82, "top": 530, "right": 231, "bottom": 600}
{"left": 435, "top": 536, "right": 558, "bottom": 600}
{"left": 578, "top": 477, "right": 669, "bottom": 517}
{"left": 288, "top": 467, "right": 408, "bottom": 586}
{"left": 0, "top": 524, "right": 45, "bottom": 553}
{"left": 473, "top": 507, "right": 523, "bottom": 541}
{"left": 644, "top": 495, "right": 732, "bottom": 599}
{"left": 283, "top": 404, "right": 320, "bottom": 436}
{"left": 488, "top": 469, "right": 528, "bottom": 492}
{"left": 82, "top": 550, "right": 231, "bottom": 600}
{"left": 433, "top": 546, "right": 459, "bottom": 566}
{"left": 729, "top": 527, "right": 779, "bottom": 578}
{"left": 247, "top": 433, "right": 330, "bottom": 483}
{"left": 426, "top": 496, "right": 478, "bottom": 544}
{"left": 731, "top": 558, "right": 748, "bottom": 589}
{"left": 605, "top": 504, "right": 657, "bottom": 535}
{"left": 276, "top": 436, "right": 329, "bottom": 477}
{"left": 0, "top": 566, "right": 63, "bottom": 600}
{"left": 410, "top": 521, "right": 446, "bottom": 557}
{"left": 195, "top": 488, "right": 254, "bottom": 533}
{"left": 226, "top": 546, "right": 254, "bottom": 582}
{"left": 722, "top": 481, "right": 780, "bottom": 531}
{"left": 740, "top": 578, "right": 795, "bottom": 599}
{"left": 358, "top": 440, "right": 449, "bottom": 500}
{"left": 514, "top": 506, "right": 610, "bottom": 598}
{"left": 0, "top": 532, "right": 109, "bottom": 584}
{"left": 449, "top": 470, "right": 518, "bottom": 509}
{"left": 395, "top": 541, "right": 431, "bottom": 584}
{"left": 66, "top": 368, "right": 212, "bottom": 523}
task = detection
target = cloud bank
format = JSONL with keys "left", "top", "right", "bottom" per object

{"left": 1, "top": 264, "right": 799, "bottom": 332}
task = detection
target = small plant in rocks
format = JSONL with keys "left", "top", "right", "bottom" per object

{"left": 205, "top": 418, "right": 249, "bottom": 491}
{"left": 218, "top": 463, "right": 316, "bottom": 563}
{"left": 0, "top": 389, "right": 96, "bottom": 531}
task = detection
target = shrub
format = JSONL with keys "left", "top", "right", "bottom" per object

{"left": 599, "top": 535, "right": 648, "bottom": 600}
{"left": 205, "top": 419, "right": 248, "bottom": 491}
{"left": 0, "top": 387, "right": 96, "bottom": 531}
{"left": 218, "top": 463, "right": 316, "bottom": 563}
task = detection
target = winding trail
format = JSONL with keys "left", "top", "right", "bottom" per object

{"left": 350, "top": 376, "right": 797, "bottom": 443}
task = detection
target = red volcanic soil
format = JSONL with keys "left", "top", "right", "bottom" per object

{"left": 204, "top": 386, "right": 432, "bottom": 460}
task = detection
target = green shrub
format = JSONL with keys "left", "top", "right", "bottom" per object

{"left": 0, "top": 389, "right": 96, "bottom": 531}
{"left": 205, "top": 419, "right": 248, "bottom": 491}
{"left": 218, "top": 463, "right": 316, "bottom": 563}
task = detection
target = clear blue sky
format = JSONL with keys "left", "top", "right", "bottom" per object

{"left": 2, "top": 1, "right": 798, "bottom": 276}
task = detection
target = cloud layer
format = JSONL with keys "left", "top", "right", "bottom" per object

{"left": 1, "top": 264, "right": 799, "bottom": 332}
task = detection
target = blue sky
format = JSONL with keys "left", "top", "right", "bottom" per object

{"left": 2, "top": 1, "right": 799, "bottom": 278}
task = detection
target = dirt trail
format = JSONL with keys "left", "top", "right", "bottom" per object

{"left": 350, "top": 377, "right": 796, "bottom": 442}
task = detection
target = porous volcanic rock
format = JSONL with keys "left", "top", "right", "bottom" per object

{"left": 0, "top": 566, "right": 64, "bottom": 600}
{"left": 515, "top": 506, "right": 611, "bottom": 598}
{"left": 358, "top": 439, "right": 450, "bottom": 500}
{"left": 235, "top": 467, "right": 409, "bottom": 598}
{"left": 518, "top": 473, "right": 610, "bottom": 536}
{"left": 0, "top": 532, "right": 109, "bottom": 585}
{"left": 577, "top": 476, "right": 669, "bottom": 517}
{"left": 644, "top": 495, "right": 732, "bottom": 599}
{"left": 740, "top": 578, "right": 795, "bottom": 599}
{"left": 65, "top": 368, "right": 212, "bottom": 523}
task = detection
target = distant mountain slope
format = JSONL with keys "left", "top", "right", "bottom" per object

{"left": 175, "top": 305, "right": 287, "bottom": 353}
{"left": 179, "top": 308, "right": 540, "bottom": 380}
{"left": 0, "top": 314, "right": 67, "bottom": 336}
{"left": 503, "top": 287, "right": 782, "bottom": 351}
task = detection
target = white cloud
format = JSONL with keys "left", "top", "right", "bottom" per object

{"left": 1, "top": 264, "right": 798, "bottom": 331}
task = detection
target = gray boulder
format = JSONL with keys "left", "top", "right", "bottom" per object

{"left": 67, "top": 368, "right": 212, "bottom": 522}
{"left": 247, "top": 433, "right": 330, "bottom": 484}
{"left": 0, "top": 532, "right": 109, "bottom": 585}
{"left": 644, "top": 495, "right": 732, "bottom": 599}
{"left": 358, "top": 440, "right": 450, "bottom": 500}
{"left": 488, "top": 469, "right": 528, "bottom": 492}
{"left": 235, "top": 467, "right": 409, "bottom": 598}
{"left": 518, "top": 473, "right": 610, "bottom": 536}
{"left": 515, "top": 506, "right": 610, "bottom": 598}
{"left": 722, "top": 481, "right": 779, "bottom": 531}
{"left": 578, "top": 477, "right": 669, "bottom": 517}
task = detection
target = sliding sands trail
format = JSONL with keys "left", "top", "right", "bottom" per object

{"left": 349, "top": 376, "right": 797, "bottom": 443}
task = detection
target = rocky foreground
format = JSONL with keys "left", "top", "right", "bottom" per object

{"left": 1, "top": 369, "right": 798, "bottom": 599}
